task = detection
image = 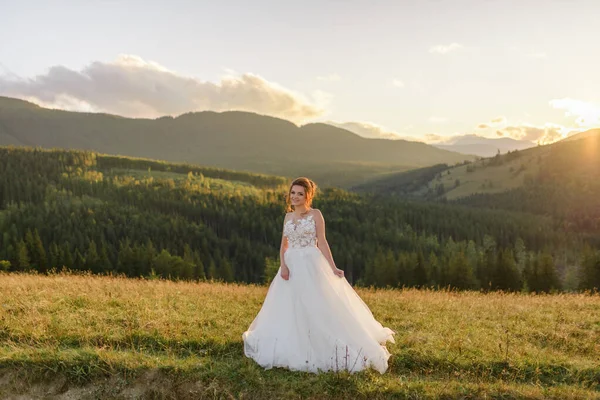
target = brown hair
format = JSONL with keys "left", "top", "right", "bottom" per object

{"left": 285, "top": 177, "right": 318, "bottom": 213}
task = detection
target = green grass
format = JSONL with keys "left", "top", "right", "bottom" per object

{"left": 429, "top": 151, "right": 543, "bottom": 200}
{"left": 0, "top": 272, "right": 599, "bottom": 399}
{"left": 107, "top": 167, "right": 264, "bottom": 196}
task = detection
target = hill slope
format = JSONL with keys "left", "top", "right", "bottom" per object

{"left": 4, "top": 145, "right": 597, "bottom": 292}
{"left": 0, "top": 96, "right": 474, "bottom": 188}
{"left": 353, "top": 130, "right": 600, "bottom": 234}
{"left": 562, "top": 128, "right": 600, "bottom": 142}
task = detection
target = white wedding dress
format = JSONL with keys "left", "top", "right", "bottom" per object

{"left": 242, "top": 214, "right": 395, "bottom": 374}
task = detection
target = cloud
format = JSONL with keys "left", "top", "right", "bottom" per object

{"left": 426, "top": 109, "right": 571, "bottom": 146}
{"left": 429, "top": 43, "right": 463, "bottom": 54}
{"left": 0, "top": 54, "right": 325, "bottom": 123}
{"left": 423, "top": 133, "right": 448, "bottom": 143}
{"left": 429, "top": 116, "right": 448, "bottom": 123}
{"left": 549, "top": 98, "right": 600, "bottom": 128}
{"left": 475, "top": 116, "right": 506, "bottom": 130}
{"left": 222, "top": 68, "right": 239, "bottom": 78}
{"left": 496, "top": 123, "right": 566, "bottom": 144}
{"left": 28, "top": 94, "right": 100, "bottom": 113}
{"left": 311, "top": 89, "right": 334, "bottom": 110}
{"left": 326, "top": 121, "right": 418, "bottom": 141}
{"left": 392, "top": 79, "right": 405, "bottom": 88}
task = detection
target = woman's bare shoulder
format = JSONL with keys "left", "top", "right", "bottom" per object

{"left": 310, "top": 209, "right": 323, "bottom": 218}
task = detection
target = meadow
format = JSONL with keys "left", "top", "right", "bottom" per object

{"left": 0, "top": 272, "right": 598, "bottom": 399}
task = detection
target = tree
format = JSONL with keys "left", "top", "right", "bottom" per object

{"left": 428, "top": 252, "right": 440, "bottom": 287}
{"left": 16, "top": 240, "right": 30, "bottom": 271}
{"left": 263, "top": 256, "right": 280, "bottom": 284}
{"left": 25, "top": 229, "right": 47, "bottom": 272}
{"left": 414, "top": 250, "right": 429, "bottom": 288}
{"left": 362, "top": 251, "right": 378, "bottom": 286}
{"left": 152, "top": 249, "right": 172, "bottom": 278}
{"left": 479, "top": 235, "right": 497, "bottom": 291}
{"left": 0, "top": 260, "right": 10, "bottom": 272}
{"left": 207, "top": 258, "right": 218, "bottom": 280}
{"left": 182, "top": 244, "right": 198, "bottom": 280}
{"left": 73, "top": 248, "right": 86, "bottom": 271}
{"left": 117, "top": 239, "right": 134, "bottom": 276}
{"left": 48, "top": 242, "right": 60, "bottom": 270}
{"left": 193, "top": 250, "right": 206, "bottom": 280}
{"left": 99, "top": 241, "right": 113, "bottom": 273}
{"left": 177, "top": 256, "right": 195, "bottom": 280}
{"left": 448, "top": 251, "right": 477, "bottom": 290}
{"left": 514, "top": 238, "right": 527, "bottom": 273}
{"left": 579, "top": 246, "right": 600, "bottom": 291}
{"left": 435, "top": 183, "right": 445, "bottom": 196}
{"left": 492, "top": 249, "right": 521, "bottom": 291}
{"left": 61, "top": 242, "right": 74, "bottom": 269}
{"left": 85, "top": 240, "right": 101, "bottom": 273}
{"left": 372, "top": 249, "right": 397, "bottom": 287}
{"left": 220, "top": 258, "right": 235, "bottom": 282}
{"left": 530, "top": 253, "right": 561, "bottom": 293}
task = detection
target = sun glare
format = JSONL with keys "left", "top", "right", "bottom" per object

{"left": 585, "top": 131, "right": 600, "bottom": 160}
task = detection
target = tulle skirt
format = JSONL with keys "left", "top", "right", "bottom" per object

{"left": 242, "top": 246, "right": 395, "bottom": 374}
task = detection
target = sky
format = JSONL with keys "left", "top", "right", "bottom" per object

{"left": 1, "top": 0, "right": 599, "bottom": 144}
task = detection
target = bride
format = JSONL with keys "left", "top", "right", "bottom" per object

{"left": 242, "top": 177, "right": 395, "bottom": 374}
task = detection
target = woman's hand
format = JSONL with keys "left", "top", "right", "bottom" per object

{"left": 332, "top": 267, "right": 344, "bottom": 278}
{"left": 280, "top": 265, "right": 290, "bottom": 280}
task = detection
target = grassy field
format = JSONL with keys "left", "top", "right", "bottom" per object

{"left": 107, "top": 167, "right": 267, "bottom": 196}
{"left": 427, "top": 149, "right": 544, "bottom": 200}
{"left": 0, "top": 272, "right": 599, "bottom": 399}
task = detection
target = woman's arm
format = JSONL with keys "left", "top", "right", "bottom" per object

{"left": 313, "top": 209, "right": 344, "bottom": 277}
{"left": 280, "top": 213, "right": 290, "bottom": 280}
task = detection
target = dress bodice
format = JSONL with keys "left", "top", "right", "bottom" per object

{"left": 284, "top": 214, "right": 317, "bottom": 249}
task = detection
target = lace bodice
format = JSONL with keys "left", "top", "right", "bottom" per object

{"left": 284, "top": 214, "right": 317, "bottom": 249}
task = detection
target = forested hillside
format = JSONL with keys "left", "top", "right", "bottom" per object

{"left": 0, "top": 96, "right": 474, "bottom": 188}
{"left": 354, "top": 132, "right": 600, "bottom": 237}
{"left": 1, "top": 146, "right": 598, "bottom": 292}
{"left": 454, "top": 134, "right": 600, "bottom": 235}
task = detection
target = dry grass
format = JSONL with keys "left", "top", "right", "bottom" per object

{"left": 430, "top": 149, "right": 545, "bottom": 200}
{"left": 0, "top": 272, "right": 599, "bottom": 399}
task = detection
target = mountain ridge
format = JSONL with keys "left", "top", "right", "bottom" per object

{"left": 0, "top": 96, "right": 475, "bottom": 187}
{"left": 433, "top": 134, "right": 535, "bottom": 157}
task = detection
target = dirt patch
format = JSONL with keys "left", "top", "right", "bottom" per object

{"left": 0, "top": 368, "right": 216, "bottom": 400}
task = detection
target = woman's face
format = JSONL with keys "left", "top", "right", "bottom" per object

{"left": 290, "top": 185, "right": 307, "bottom": 207}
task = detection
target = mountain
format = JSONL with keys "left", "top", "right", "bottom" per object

{"left": 324, "top": 121, "right": 415, "bottom": 140}
{"left": 353, "top": 129, "right": 600, "bottom": 233}
{"left": 561, "top": 128, "right": 600, "bottom": 142}
{"left": 0, "top": 96, "right": 474, "bottom": 188}
{"left": 433, "top": 134, "right": 535, "bottom": 157}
